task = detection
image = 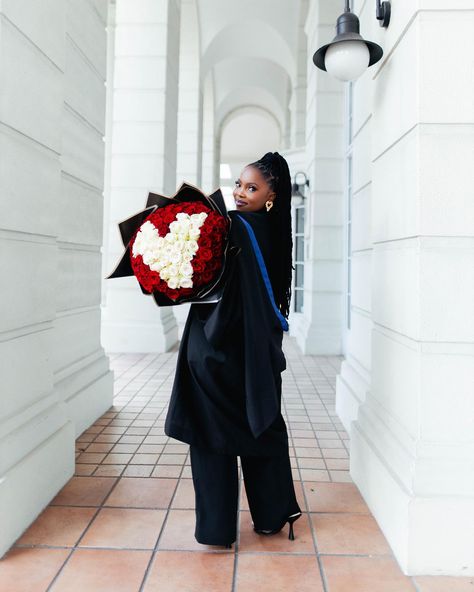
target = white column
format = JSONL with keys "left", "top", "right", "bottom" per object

{"left": 348, "top": 2, "right": 474, "bottom": 575}
{"left": 0, "top": 0, "right": 112, "bottom": 557}
{"left": 291, "top": 9, "right": 308, "bottom": 149}
{"left": 173, "top": 0, "right": 203, "bottom": 338}
{"left": 101, "top": 0, "right": 181, "bottom": 352}
{"left": 299, "top": 0, "right": 345, "bottom": 355}
{"left": 201, "top": 75, "right": 216, "bottom": 194}
{"left": 176, "top": 0, "right": 203, "bottom": 188}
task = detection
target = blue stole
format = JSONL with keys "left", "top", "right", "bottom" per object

{"left": 236, "top": 214, "right": 289, "bottom": 332}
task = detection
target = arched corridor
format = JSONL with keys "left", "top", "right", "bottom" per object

{"left": 1, "top": 0, "right": 473, "bottom": 588}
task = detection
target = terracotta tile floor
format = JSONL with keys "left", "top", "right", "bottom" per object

{"left": 1, "top": 336, "right": 473, "bottom": 591}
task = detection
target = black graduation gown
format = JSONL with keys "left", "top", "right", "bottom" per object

{"left": 164, "top": 208, "right": 289, "bottom": 456}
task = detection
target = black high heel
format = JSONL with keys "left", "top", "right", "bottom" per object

{"left": 253, "top": 511, "right": 302, "bottom": 540}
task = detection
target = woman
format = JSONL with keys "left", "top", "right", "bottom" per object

{"left": 164, "top": 151, "right": 302, "bottom": 548}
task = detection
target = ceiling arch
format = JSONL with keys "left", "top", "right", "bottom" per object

{"left": 220, "top": 105, "right": 281, "bottom": 147}
{"left": 212, "top": 56, "right": 290, "bottom": 129}
{"left": 216, "top": 87, "right": 285, "bottom": 134}
{"left": 200, "top": 20, "right": 296, "bottom": 87}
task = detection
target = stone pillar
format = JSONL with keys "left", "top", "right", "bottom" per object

{"left": 0, "top": 0, "right": 112, "bottom": 557}
{"left": 201, "top": 74, "right": 216, "bottom": 194}
{"left": 173, "top": 0, "right": 203, "bottom": 338}
{"left": 176, "top": 0, "right": 203, "bottom": 188}
{"left": 299, "top": 0, "right": 345, "bottom": 354}
{"left": 101, "top": 0, "right": 181, "bottom": 352}
{"left": 348, "top": 3, "right": 474, "bottom": 576}
{"left": 291, "top": 4, "right": 308, "bottom": 149}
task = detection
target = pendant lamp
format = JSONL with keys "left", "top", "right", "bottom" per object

{"left": 313, "top": 0, "right": 390, "bottom": 82}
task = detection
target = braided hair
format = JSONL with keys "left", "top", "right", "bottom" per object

{"left": 246, "top": 151, "right": 294, "bottom": 319}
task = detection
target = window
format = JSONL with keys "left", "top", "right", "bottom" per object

{"left": 346, "top": 155, "right": 352, "bottom": 330}
{"left": 293, "top": 201, "right": 305, "bottom": 313}
{"left": 345, "top": 81, "right": 354, "bottom": 330}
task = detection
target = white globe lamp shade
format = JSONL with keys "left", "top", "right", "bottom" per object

{"left": 324, "top": 40, "right": 370, "bottom": 81}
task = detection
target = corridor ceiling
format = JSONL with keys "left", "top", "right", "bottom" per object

{"left": 194, "top": 0, "right": 309, "bottom": 145}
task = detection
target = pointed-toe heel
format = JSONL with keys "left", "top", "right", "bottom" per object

{"left": 287, "top": 512, "right": 302, "bottom": 540}
{"left": 254, "top": 511, "right": 303, "bottom": 540}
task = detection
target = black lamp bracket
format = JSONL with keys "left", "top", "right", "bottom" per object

{"left": 376, "top": 0, "right": 391, "bottom": 27}
{"left": 345, "top": 0, "right": 391, "bottom": 28}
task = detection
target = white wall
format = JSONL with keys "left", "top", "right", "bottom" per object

{"left": 173, "top": 0, "right": 203, "bottom": 338}
{"left": 0, "top": 0, "right": 113, "bottom": 558}
{"left": 331, "top": 0, "right": 474, "bottom": 576}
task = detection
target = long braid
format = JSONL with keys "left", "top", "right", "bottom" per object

{"left": 247, "top": 152, "right": 294, "bottom": 319}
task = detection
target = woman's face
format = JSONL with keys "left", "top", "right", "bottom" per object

{"left": 233, "top": 166, "right": 276, "bottom": 212}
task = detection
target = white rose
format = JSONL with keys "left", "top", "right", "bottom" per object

{"left": 169, "top": 250, "right": 182, "bottom": 264}
{"left": 150, "top": 259, "right": 165, "bottom": 272}
{"left": 167, "top": 277, "right": 179, "bottom": 289}
{"left": 180, "top": 277, "right": 193, "bottom": 288}
{"left": 167, "top": 264, "right": 178, "bottom": 276}
{"left": 182, "top": 244, "right": 194, "bottom": 257}
{"left": 179, "top": 262, "right": 193, "bottom": 277}
{"left": 141, "top": 251, "right": 155, "bottom": 266}
{"left": 173, "top": 238, "right": 185, "bottom": 251}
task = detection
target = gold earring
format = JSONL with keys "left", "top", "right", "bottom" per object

{"left": 265, "top": 200, "right": 274, "bottom": 212}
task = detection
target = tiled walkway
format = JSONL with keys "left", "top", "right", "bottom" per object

{"left": 1, "top": 336, "right": 473, "bottom": 591}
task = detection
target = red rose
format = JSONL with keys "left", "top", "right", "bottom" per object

{"left": 199, "top": 236, "right": 212, "bottom": 248}
{"left": 201, "top": 271, "right": 214, "bottom": 283}
{"left": 199, "top": 248, "right": 213, "bottom": 261}
{"left": 193, "top": 259, "right": 205, "bottom": 273}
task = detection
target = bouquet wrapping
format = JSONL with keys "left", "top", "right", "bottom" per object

{"left": 105, "top": 182, "right": 238, "bottom": 306}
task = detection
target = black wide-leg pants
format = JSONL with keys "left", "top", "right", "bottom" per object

{"left": 189, "top": 443, "right": 302, "bottom": 545}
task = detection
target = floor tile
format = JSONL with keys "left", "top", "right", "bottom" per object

{"left": 48, "top": 548, "right": 151, "bottom": 592}
{"left": 85, "top": 443, "right": 115, "bottom": 453}
{"left": 78, "top": 508, "right": 166, "bottom": 549}
{"left": 76, "top": 452, "right": 107, "bottom": 464}
{"left": 74, "top": 464, "right": 98, "bottom": 476}
{"left": 151, "top": 465, "right": 183, "bottom": 478}
{"left": 50, "top": 477, "right": 117, "bottom": 507}
{"left": 300, "top": 468, "right": 330, "bottom": 481}
{"left": 0, "top": 548, "right": 70, "bottom": 592}
{"left": 123, "top": 465, "right": 154, "bottom": 477}
{"left": 236, "top": 554, "right": 324, "bottom": 592}
{"left": 311, "top": 513, "right": 392, "bottom": 555}
{"left": 142, "top": 550, "right": 234, "bottom": 591}
{"left": 93, "top": 465, "right": 125, "bottom": 477}
{"left": 329, "top": 470, "right": 352, "bottom": 482}
{"left": 321, "top": 555, "right": 416, "bottom": 592}
{"left": 15, "top": 506, "right": 96, "bottom": 547}
{"left": 104, "top": 477, "right": 177, "bottom": 508}
{"left": 303, "top": 482, "right": 370, "bottom": 513}
{"left": 171, "top": 479, "right": 196, "bottom": 509}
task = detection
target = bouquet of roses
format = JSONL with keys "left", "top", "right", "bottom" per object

{"left": 105, "top": 182, "right": 236, "bottom": 306}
